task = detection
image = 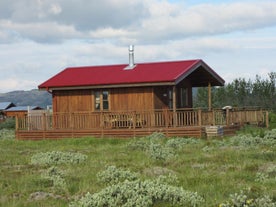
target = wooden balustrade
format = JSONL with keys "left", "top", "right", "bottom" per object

{"left": 16, "top": 108, "right": 268, "bottom": 131}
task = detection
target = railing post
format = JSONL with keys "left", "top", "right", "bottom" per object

{"left": 15, "top": 116, "right": 18, "bottom": 130}
{"left": 226, "top": 108, "right": 230, "bottom": 126}
{"left": 212, "top": 110, "right": 215, "bottom": 125}
{"left": 43, "top": 113, "right": 46, "bottom": 130}
{"left": 133, "top": 111, "right": 136, "bottom": 129}
{"left": 198, "top": 109, "right": 202, "bottom": 126}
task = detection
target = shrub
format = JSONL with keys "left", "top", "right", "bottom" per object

{"left": 148, "top": 142, "right": 174, "bottom": 161}
{"left": 128, "top": 134, "right": 204, "bottom": 161}
{"left": 228, "top": 134, "right": 263, "bottom": 147}
{"left": 166, "top": 137, "right": 202, "bottom": 150}
{"left": 269, "top": 112, "right": 276, "bottom": 129}
{"left": 219, "top": 190, "right": 276, "bottom": 207}
{"left": 0, "top": 118, "right": 15, "bottom": 129}
{"left": 238, "top": 126, "right": 266, "bottom": 138}
{"left": 31, "top": 151, "right": 87, "bottom": 165}
{"left": 96, "top": 166, "right": 138, "bottom": 185}
{"left": 264, "top": 129, "right": 276, "bottom": 140}
{"left": 155, "top": 173, "right": 179, "bottom": 185}
{"left": 126, "top": 138, "right": 149, "bottom": 151}
{"left": 227, "top": 131, "right": 276, "bottom": 148}
{"left": 70, "top": 178, "right": 204, "bottom": 207}
{"left": 42, "top": 166, "right": 67, "bottom": 190}
{"left": 146, "top": 132, "right": 166, "bottom": 142}
{"left": 255, "top": 164, "right": 276, "bottom": 183}
{"left": 0, "top": 129, "right": 15, "bottom": 140}
{"left": 127, "top": 133, "right": 176, "bottom": 161}
{"left": 70, "top": 166, "right": 204, "bottom": 207}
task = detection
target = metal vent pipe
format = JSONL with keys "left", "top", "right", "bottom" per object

{"left": 128, "top": 45, "right": 134, "bottom": 67}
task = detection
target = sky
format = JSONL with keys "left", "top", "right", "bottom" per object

{"left": 0, "top": 0, "right": 276, "bottom": 93}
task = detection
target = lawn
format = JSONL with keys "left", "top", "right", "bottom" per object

{"left": 0, "top": 129, "right": 275, "bottom": 207}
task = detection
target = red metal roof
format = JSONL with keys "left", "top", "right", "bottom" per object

{"left": 38, "top": 59, "right": 224, "bottom": 89}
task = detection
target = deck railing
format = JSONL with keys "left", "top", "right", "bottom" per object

{"left": 16, "top": 108, "right": 269, "bottom": 131}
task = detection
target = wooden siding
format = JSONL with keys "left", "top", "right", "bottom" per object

{"left": 52, "top": 85, "right": 195, "bottom": 114}
{"left": 53, "top": 87, "right": 154, "bottom": 113}
{"left": 53, "top": 90, "right": 93, "bottom": 113}
{"left": 110, "top": 87, "right": 154, "bottom": 111}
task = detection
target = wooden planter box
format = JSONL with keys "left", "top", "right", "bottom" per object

{"left": 205, "top": 126, "right": 224, "bottom": 138}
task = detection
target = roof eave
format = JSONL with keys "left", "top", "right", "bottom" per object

{"left": 175, "top": 60, "right": 225, "bottom": 86}
{"left": 40, "top": 81, "right": 176, "bottom": 91}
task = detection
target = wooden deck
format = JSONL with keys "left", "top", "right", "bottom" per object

{"left": 15, "top": 108, "right": 268, "bottom": 140}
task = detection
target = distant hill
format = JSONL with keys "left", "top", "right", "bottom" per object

{"left": 0, "top": 89, "right": 52, "bottom": 108}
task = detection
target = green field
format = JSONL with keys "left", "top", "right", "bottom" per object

{"left": 0, "top": 129, "right": 275, "bottom": 207}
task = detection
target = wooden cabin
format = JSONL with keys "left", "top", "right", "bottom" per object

{"left": 5, "top": 106, "right": 43, "bottom": 118}
{"left": 15, "top": 46, "right": 268, "bottom": 140}
{"left": 0, "top": 102, "right": 16, "bottom": 122}
{"left": 38, "top": 56, "right": 224, "bottom": 114}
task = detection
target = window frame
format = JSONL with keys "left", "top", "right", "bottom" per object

{"left": 94, "top": 90, "right": 110, "bottom": 111}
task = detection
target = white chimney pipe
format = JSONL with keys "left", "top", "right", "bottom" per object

{"left": 129, "top": 45, "right": 134, "bottom": 67}
{"left": 125, "top": 45, "right": 136, "bottom": 70}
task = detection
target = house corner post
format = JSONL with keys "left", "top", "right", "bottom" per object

{"left": 173, "top": 85, "right": 177, "bottom": 127}
{"left": 208, "top": 82, "right": 212, "bottom": 111}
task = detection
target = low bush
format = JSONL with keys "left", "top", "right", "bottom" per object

{"left": 126, "top": 137, "right": 149, "bottom": 151}
{"left": 127, "top": 133, "right": 175, "bottom": 161}
{"left": 166, "top": 137, "right": 202, "bottom": 150}
{"left": 264, "top": 129, "right": 276, "bottom": 140}
{"left": 0, "top": 118, "right": 15, "bottom": 129}
{"left": 219, "top": 190, "right": 276, "bottom": 207}
{"left": 70, "top": 166, "right": 204, "bottom": 207}
{"left": 269, "top": 112, "right": 276, "bottom": 129}
{"left": 237, "top": 126, "right": 266, "bottom": 138}
{"left": 148, "top": 142, "right": 175, "bottom": 161}
{"left": 227, "top": 130, "right": 276, "bottom": 148}
{"left": 31, "top": 151, "right": 87, "bottom": 165}
{"left": 42, "top": 166, "right": 67, "bottom": 190}
{"left": 0, "top": 129, "right": 15, "bottom": 140}
{"left": 96, "top": 165, "right": 138, "bottom": 185}
{"left": 255, "top": 164, "right": 276, "bottom": 183}
{"left": 228, "top": 134, "right": 263, "bottom": 147}
{"left": 146, "top": 132, "right": 166, "bottom": 141}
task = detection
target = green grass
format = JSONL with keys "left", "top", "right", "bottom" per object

{"left": 0, "top": 130, "right": 275, "bottom": 206}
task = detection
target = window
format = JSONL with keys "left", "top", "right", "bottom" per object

{"left": 102, "top": 91, "right": 109, "bottom": 110}
{"left": 94, "top": 90, "right": 109, "bottom": 111}
{"left": 95, "top": 91, "right": 101, "bottom": 110}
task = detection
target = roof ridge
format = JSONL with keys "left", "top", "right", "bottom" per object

{"left": 65, "top": 59, "right": 201, "bottom": 69}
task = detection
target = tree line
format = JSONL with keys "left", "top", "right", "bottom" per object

{"left": 193, "top": 72, "right": 276, "bottom": 111}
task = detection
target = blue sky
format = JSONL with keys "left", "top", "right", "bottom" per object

{"left": 0, "top": 0, "right": 275, "bottom": 92}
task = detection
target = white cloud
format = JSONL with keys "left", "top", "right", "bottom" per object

{"left": 0, "top": 20, "right": 83, "bottom": 42}
{"left": 0, "top": 0, "right": 276, "bottom": 92}
{"left": 1, "top": 0, "right": 276, "bottom": 43}
{"left": 0, "top": 78, "right": 37, "bottom": 92}
{"left": 49, "top": 3, "right": 62, "bottom": 15}
{"left": 138, "top": 1, "right": 276, "bottom": 42}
